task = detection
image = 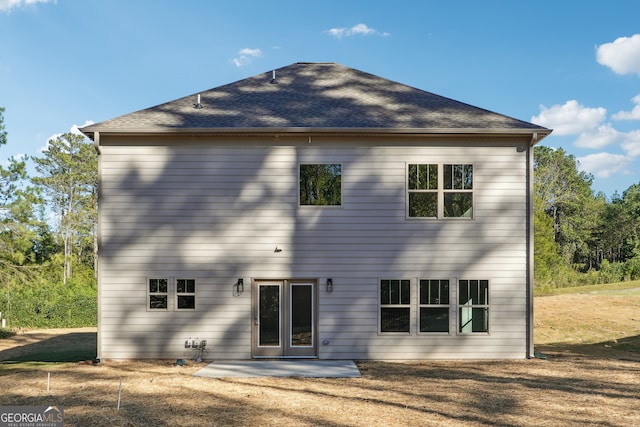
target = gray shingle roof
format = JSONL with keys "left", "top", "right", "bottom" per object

{"left": 81, "top": 62, "right": 550, "bottom": 137}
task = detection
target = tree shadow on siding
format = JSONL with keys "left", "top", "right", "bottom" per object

{"left": 102, "top": 142, "right": 535, "bottom": 359}
{"left": 99, "top": 65, "right": 537, "bottom": 360}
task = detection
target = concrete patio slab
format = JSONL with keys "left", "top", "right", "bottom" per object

{"left": 193, "top": 360, "right": 361, "bottom": 378}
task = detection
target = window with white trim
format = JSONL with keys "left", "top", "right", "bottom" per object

{"left": 419, "top": 279, "right": 450, "bottom": 333}
{"left": 299, "top": 164, "right": 342, "bottom": 206}
{"left": 459, "top": 279, "right": 489, "bottom": 333}
{"left": 408, "top": 163, "right": 473, "bottom": 218}
{"left": 176, "top": 279, "right": 196, "bottom": 310}
{"left": 148, "top": 278, "right": 168, "bottom": 310}
{"left": 379, "top": 279, "right": 411, "bottom": 333}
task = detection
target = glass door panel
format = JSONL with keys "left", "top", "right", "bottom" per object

{"left": 290, "top": 284, "right": 313, "bottom": 347}
{"left": 258, "top": 284, "right": 281, "bottom": 347}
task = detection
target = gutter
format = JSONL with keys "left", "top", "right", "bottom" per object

{"left": 526, "top": 131, "right": 541, "bottom": 358}
{"left": 91, "top": 129, "right": 102, "bottom": 360}
{"left": 93, "top": 131, "right": 101, "bottom": 154}
{"left": 526, "top": 128, "right": 554, "bottom": 357}
{"left": 80, "top": 126, "right": 552, "bottom": 141}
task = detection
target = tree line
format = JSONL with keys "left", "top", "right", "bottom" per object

{"left": 0, "top": 105, "right": 639, "bottom": 326}
{"left": 534, "top": 146, "right": 640, "bottom": 288}
{"left": 0, "top": 107, "right": 97, "bottom": 327}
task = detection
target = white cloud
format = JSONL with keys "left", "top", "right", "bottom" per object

{"left": 41, "top": 133, "right": 58, "bottom": 151}
{"left": 533, "top": 34, "right": 640, "bottom": 186}
{"left": 531, "top": 100, "right": 607, "bottom": 135}
{"left": 0, "top": 0, "right": 55, "bottom": 12}
{"left": 238, "top": 48, "right": 261, "bottom": 57}
{"left": 71, "top": 120, "right": 94, "bottom": 135}
{"left": 576, "top": 152, "right": 633, "bottom": 178}
{"left": 612, "top": 94, "right": 640, "bottom": 120}
{"left": 326, "top": 23, "right": 390, "bottom": 39}
{"left": 2, "top": 153, "right": 26, "bottom": 163}
{"left": 232, "top": 48, "right": 262, "bottom": 67}
{"left": 621, "top": 129, "right": 640, "bottom": 157}
{"left": 41, "top": 121, "right": 94, "bottom": 152}
{"left": 574, "top": 124, "right": 622, "bottom": 149}
{"left": 596, "top": 34, "right": 640, "bottom": 76}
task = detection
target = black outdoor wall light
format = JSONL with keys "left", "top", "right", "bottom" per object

{"left": 234, "top": 278, "right": 244, "bottom": 296}
{"left": 326, "top": 278, "right": 333, "bottom": 292}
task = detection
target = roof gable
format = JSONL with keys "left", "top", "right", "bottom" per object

{"left": 81, "top": 62, "right": 550, "bottom": 137}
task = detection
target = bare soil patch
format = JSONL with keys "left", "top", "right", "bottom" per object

{"left": 0, "top": 294, "right": 638, "bottom": 426}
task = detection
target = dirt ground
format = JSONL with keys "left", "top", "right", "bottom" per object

{"left": 0, "top": 294, "right": 639, "bottom": 426}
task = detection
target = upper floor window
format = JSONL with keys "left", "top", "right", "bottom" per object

{"left": 299, "top": 164, "right": 342, "bottom": 206}
{"left": 408, "top": 163, "right": 473, "bottom": 218}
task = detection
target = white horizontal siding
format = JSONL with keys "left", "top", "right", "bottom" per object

{"left": 98, "top": 137, "right": 531, "bottom": 360}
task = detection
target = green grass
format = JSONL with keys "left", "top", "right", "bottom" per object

{"left": 615, "top": 336, "right": 640, "bottom": 353}
{"left": 0, "top": 328, "right": 16, "bottom": 339}
{"left": 535, "top": 280, "right": 640, "bottom": 356}
{"left": 6, "top": 348, "right": 95, "bottom": 363}
{"left": 0, "top": 330, "right": 96, "bottom": 367}
{"left": 535, "top": 280, "right": 640, "bottom": 296}
{"left": 0, "top": 362, "right": 64, "bottom": 372}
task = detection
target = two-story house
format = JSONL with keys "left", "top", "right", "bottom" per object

{"left": 80, "top": 62, "right": 551, "bottom": 360}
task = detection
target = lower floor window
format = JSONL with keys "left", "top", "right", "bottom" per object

{"left": 379, "top": 278, "right": 489, "bottom": 334}
{"left": 147, "top": 277, "right": 197, "bottom": 311}
{"left": 177, "top": 279, "right": 196, "bottom": 310}
{"left": 459, "top": 279, "right": 489, "bottom": 333}
{"left": 380, "top": 279, "right": 411, "bottom": 332}
{"left": 148, "top": 278, "right": 168, "bottom": 310}
{"left": 419, "top": 279, "right": 450, "bottom": 333}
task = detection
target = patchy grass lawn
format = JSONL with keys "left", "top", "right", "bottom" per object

{"left": 0, "top": 293, "right": 639, "bottom": 427}
{"left": 534, "top": 289, "right": 640, "bottom": 356}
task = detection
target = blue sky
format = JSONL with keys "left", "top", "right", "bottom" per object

{"left": 2, "top": 1, "right": 640, "bottom": 197}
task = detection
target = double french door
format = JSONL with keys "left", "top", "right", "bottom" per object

{"left": 252, "top": 280, "right": 317, "bottom": 357}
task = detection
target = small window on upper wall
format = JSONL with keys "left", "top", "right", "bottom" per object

{"left": 299, "top": 164, "right": 342, "bottom": 206}
{"left": 176, "top": 279, "right": 196, "bottom": 310}
{"left": 148, "top": 278, "right": 168, "bottom": 310}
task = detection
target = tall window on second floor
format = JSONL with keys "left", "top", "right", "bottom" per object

{"left": 299, "top": 164, "right": 342, "bottom": 206}
{"left": 443, "top": 164, "right": 473, "bottom": 218}
{"left": 408, "top": 164, "right": 438, "bottom": 217}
